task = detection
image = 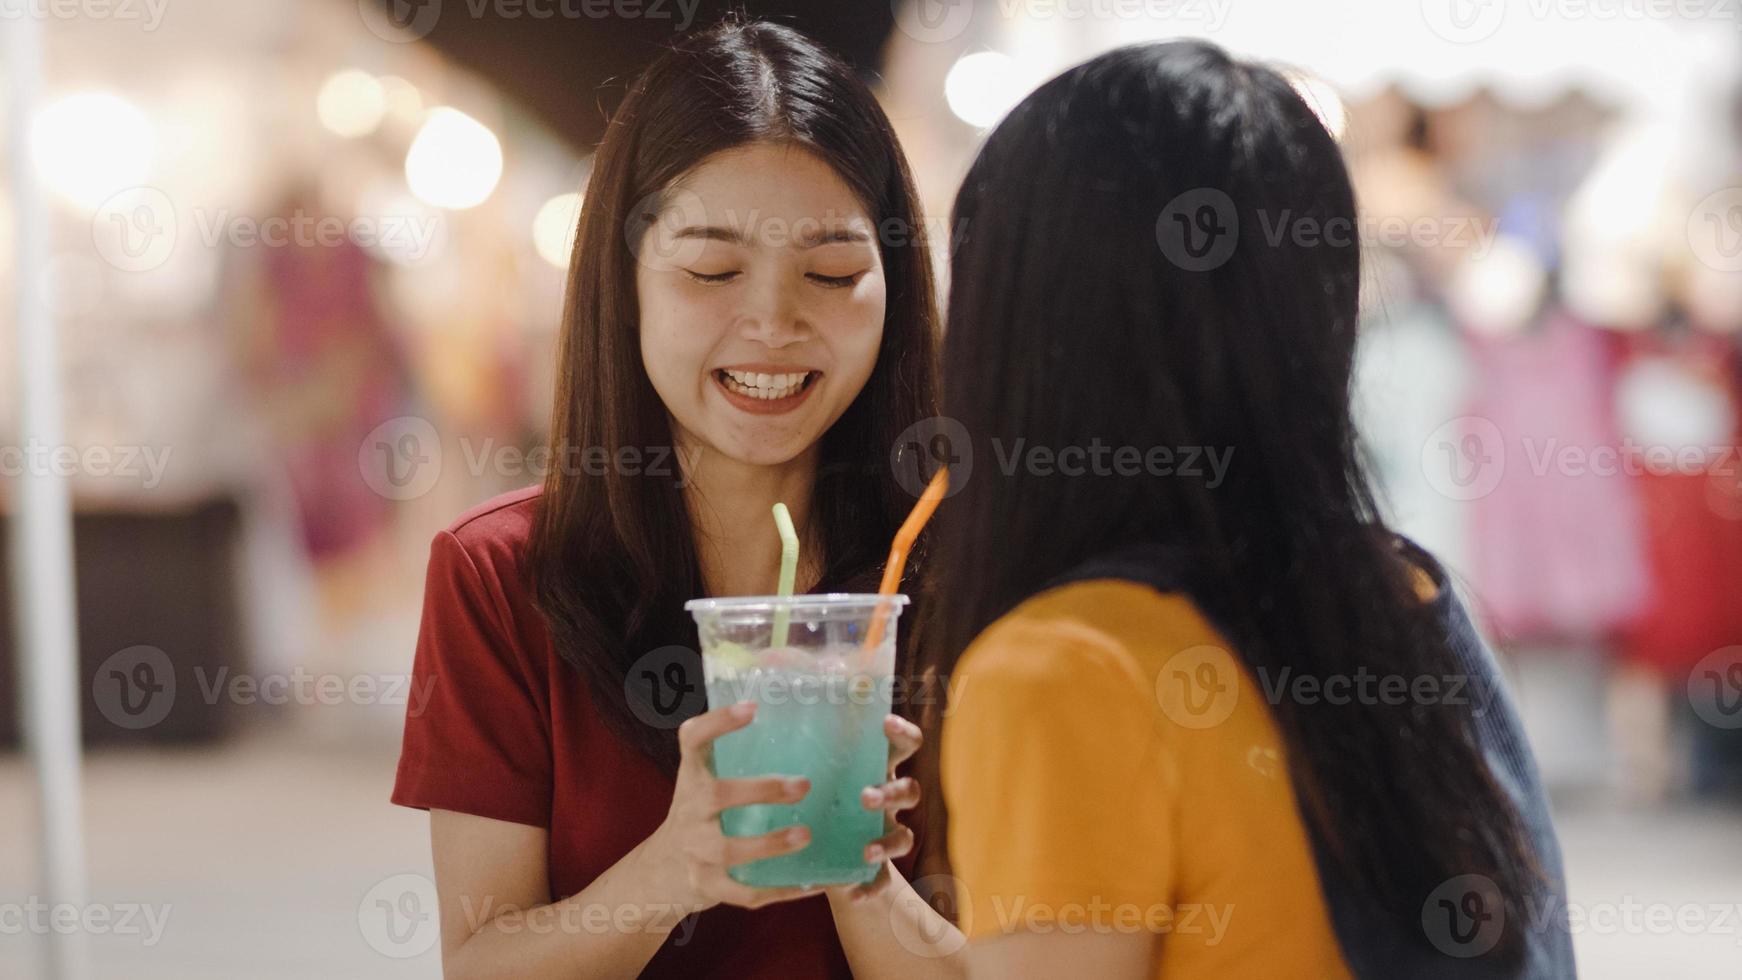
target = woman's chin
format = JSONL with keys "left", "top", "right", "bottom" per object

{"left": 711, "top": 439, "right": 815, "bottom": 470}
{"left": 685, "top": 422, "right": 822, "bottom": 471}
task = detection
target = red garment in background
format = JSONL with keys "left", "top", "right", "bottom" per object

{"left": 1466, "top": 314, "right": 1649, "bottom": 642}
{"left": 1619, "top": 333, "right": 1742, "bottom": 673}
{"left": 253, "top": 213, "right": 410, "bottom": 561}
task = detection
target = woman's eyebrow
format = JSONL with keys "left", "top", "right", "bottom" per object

{"left": 795, "top": 226, "right": 872, "bottom": 248}
{"left": 669, "top": 223, "right": 871, "bottom": 248}
{"left": 671, "top": 224, "right": 749, "bottom": 245}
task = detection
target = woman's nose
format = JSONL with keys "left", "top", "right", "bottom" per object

{"left": 736, "top": 277, "right": 809, "bottom": 346}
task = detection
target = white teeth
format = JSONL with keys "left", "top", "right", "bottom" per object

{"left": 719, "top": 369, "right": 812, "bottom": 400}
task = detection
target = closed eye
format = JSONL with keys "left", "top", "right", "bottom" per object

{"left": 808, "top": 272, "right": 862, "bottom": 289}
{"left": 683, "top": 269, "right": 740, "bottom": 285}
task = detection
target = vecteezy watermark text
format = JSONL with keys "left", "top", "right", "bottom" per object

{"left": 0, "top": 899, "right": 171, "bottom": 947}
{"left": 361, "top": 0, "right": 703, "bottom": 43}
{"left": 990, "top": 438, "right": 1233, "bottom": 488}
{"left": 0, "top": 0, "right": 168, "bottom": 29}
{"left": 92, "top": 646, "right": 435, "bottom": 731}
{"left": 0, "top": 440, "right": 172, "bottom": 488}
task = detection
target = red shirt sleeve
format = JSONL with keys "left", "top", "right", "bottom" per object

{"left": 391, "top": 529, "right": 552, "bottom": 827}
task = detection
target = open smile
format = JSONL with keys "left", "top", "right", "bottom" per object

{"left": 711, "top": 366, "right": 821, "bottom": 415}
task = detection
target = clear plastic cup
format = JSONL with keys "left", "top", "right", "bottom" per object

{"left": 684, "top": 593, "right": 907, "bottom": 888}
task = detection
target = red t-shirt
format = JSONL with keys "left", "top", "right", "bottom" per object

{"left": 392, "top": 486, "right": 883, "bottom": 977}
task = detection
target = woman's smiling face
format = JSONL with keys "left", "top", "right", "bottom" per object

{"left": 635, "top": 142, "right": 887, "bottom": 466}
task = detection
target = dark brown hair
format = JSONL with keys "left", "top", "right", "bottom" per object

{"left": 917, "top": 40, "right": 1537, "bottom": 965}
{"left": 529, "top": 19, "right": 939, "bottom": 772}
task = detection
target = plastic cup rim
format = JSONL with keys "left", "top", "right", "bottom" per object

{"left": 683, "top": 592, "right": 910, "bottom": 615}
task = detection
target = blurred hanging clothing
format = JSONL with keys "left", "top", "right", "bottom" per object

{"left": 1615, "top": 329, "right": 1742, "bottom": 674}
{"left": 243, "top": 193, "right": 414, "bottom": 563}
{"left": 1464, "top": 312, "right": 1649, "bottom": 642}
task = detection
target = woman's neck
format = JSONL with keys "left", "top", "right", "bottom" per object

{"left": 679, "top": 436, "right": 825, "bottom": 599}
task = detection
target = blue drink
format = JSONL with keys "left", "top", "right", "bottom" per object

{"left": 686, "top": 595, "right": 906, "bottom": 888}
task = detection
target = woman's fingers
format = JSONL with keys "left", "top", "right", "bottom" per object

{"left": 686, "top": 832, "right": 823, "bottom": 909}
{"left": 861, "top": 776, "right": 921, "bottom": 813}
{"left": 862, "top": 822, "right": 915, "bottom": 865}
{"left": 718, "top": 824, "right": 811, "bottom": 867}
{"left": 686, "top": 822, "right": 812, "bottom": 865}
{"left": 709, "top": 871, "right": 827, "bottom": 910}
{"left": 710, "top": 775, "right": 809, "bottom": 815}
{"left": 676, "top": 701, "right": 756, "bottom": 773}
{"left": 884, "top": 714, "right": 922, "bottom": 768}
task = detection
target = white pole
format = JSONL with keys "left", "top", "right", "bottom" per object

{"left": 7, "top": 11, "right": 94, "bottom": 980}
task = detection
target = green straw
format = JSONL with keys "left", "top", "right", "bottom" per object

{"left": 771, "top": 502, "right": 799, "bottom": 647}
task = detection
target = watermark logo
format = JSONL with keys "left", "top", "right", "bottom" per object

{"left": 363, "top": 0, "right": 702, "bottom": 39}
{"left": 1155, "top": 645, "right": 1239, "bottom": 729}
{"left": 359, "top": 416, "right": 443, "bottom": 501}
{"left": 1423, "top": 874, "right": 1506, "bottom": 957}
{"left": 94, "top": 650, "right": 435, "bottom": 731}
{"left": 0, "top": 440, "right": 173, "bottom": 488}
{"left": 625, "top": 186, "right": 710, "bottom": 271}
{"left": 0, "top": 0, "right": 170, "bottom": 28}
{"left": 1155, "top": 188, "right": 1239, "bottom": 272}
{"left": 92, "top": 645, "right": 176, "bottom": 730}
{"left": 456, "top": 439, "right": 698, "bottom": 487}
{"left": 92, "top": 186, "right": 176, "bottom": 272}
{"left": 892, "top": 0, "right": 976, "bottom": 43}
{"left": 360, "top": 873, "right": 440, "bottom": 958}
{"left": 0, "top": 899, "right": 172, "bottom": 946}
{"left": 892, "top": 416, "right": 972, "bottom": 499}
{"left": 92, "top": 187, "right": 445, "bottom": 271}
{"left": 455, "top": 895, "right": 704, "bottom": 943}
{"left": 1421, "top": 0, "right": 1506, "bottom": 43}
{"left": 892, "top": 873, "right": 971, "bottom": 956}
{"left": 1689, "top": 187, "right": 1742, "bottom": 274}
{"left": 626, "top": 645, "right": 707, "bottom": 729}
{"left": 1421, "top": 416, "right": 1506, "bottom": 501}
{"left": 1421, "top": 418, "right": 1742, "bottom": 502}
{"left": 360, "top": 0, "right": 442, "bottom": 41}
{"left": 1689, "top": 646, "right": 1742, "bottom": 730}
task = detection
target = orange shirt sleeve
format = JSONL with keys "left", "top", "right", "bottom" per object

{"left": 940, "top": 614, "right": 1177, "bottom": 941}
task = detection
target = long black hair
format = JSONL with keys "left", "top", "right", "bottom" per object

{"left": 530, "top": 19, "right": 939, "bottom": 773}
{"left": 918, "top": 40, "right": 1536, "bottom": 963}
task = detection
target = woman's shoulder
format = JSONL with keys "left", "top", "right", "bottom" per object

{"left": 435, "top": 484, "right": 542, "bottom": 572}
{"left": 955, "top": 579, "right": 1224, "bottom": 703}
{"left": 421, "top": 485, "right": 547, "bottom": 630}
{"left": 968, "top": 577, "right": 1222, "bottom": 654}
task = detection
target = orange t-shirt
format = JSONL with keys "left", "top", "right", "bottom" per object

{"left": 940, "top": 579, "right": 1354, "bottom": 979}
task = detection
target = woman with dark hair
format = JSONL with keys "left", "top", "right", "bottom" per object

{"left": 921, "top": 41, "right": 1574, "bottom": 979}
{"left": 392, "top": 20, "right": 962, "bottom": 979}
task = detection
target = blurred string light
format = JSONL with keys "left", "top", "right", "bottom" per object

{"left": 532, "top": 191, "right": 581, "bottom": 269}
{"left": 31, "top": 92, "right": 154, "bottom": 211}
{"left": 405, "top": 107, "right": 502, "bottom": 210}
{"left": 317, "top": 69, "right": 387, "bottom": 138}
{"left": 944, "top": 51, "right": 1027, "bottom": 129}
{"left": 379, "top": 75, "right": 424, "bottom": 124}
{"left": 1448, "top": 234, "right": 1547, "bottom": 338}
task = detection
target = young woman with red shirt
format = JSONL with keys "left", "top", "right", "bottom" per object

{"left": 392, "top": 21, "right": 962, "bottom": 979}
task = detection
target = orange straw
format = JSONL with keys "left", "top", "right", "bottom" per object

{"left": 864, "top": 467, "right": 949, "bottom": 649}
